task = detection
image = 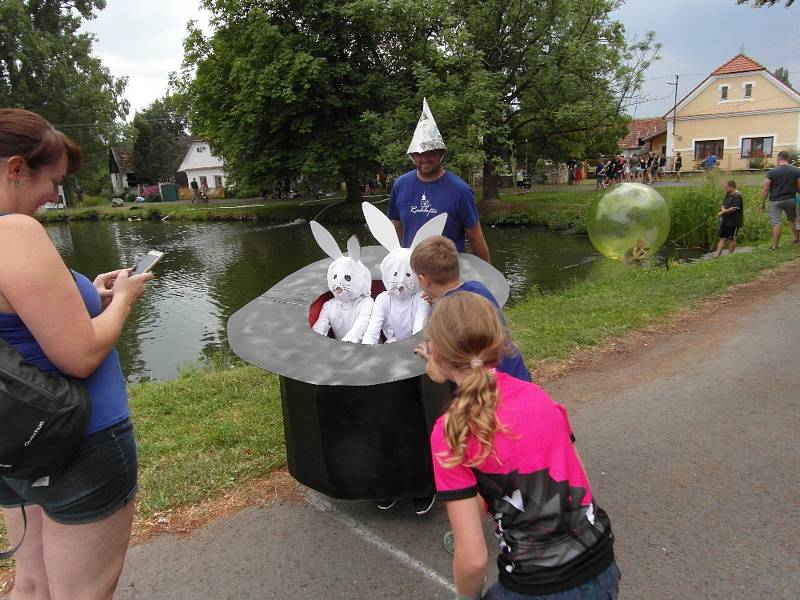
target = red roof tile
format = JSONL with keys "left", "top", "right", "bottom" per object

{"left": 710, "top": 54, "right": 765, "bottom": 76}
{"left": 618, "top": 118, "right": 666, "bottom": 150}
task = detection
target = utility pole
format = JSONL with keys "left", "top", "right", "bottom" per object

{"left": 666, "top": 75, "right": 679, "bottom": 163}
{"left": 667, "top": 74, "right": 679, "bottom": 137}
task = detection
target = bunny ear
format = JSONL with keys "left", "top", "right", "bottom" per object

{"left": 310, "top": 221, "right": 342, "bottom": 259}
{"left": 346, "top": 235, "right": 362, "bottom": 262}
{"left": 362, "top": 202, "right": 400, "bottom": 251}
{"left": 410, "top": 212, "right": 449, "bottom": 249}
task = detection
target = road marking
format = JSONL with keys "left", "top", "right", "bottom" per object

{"left": 304, "top": 491, "right": 457, "bottom": 594}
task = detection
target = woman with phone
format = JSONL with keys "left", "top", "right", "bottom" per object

{"left": 0, "top": 108, "right": 153, "bottom": 599}
{"left": 424, "top": 292, "right": 619, "bottom": 600}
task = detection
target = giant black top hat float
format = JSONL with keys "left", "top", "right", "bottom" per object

{"left": 228, "top": 100, "right": 509, "bottom": 500}
{"left": 227, "top": 219, "right": 509, "bottom": 501}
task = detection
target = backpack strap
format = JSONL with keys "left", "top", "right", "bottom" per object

{"left": 0, "top": 211, "right": 28, "bottom": 558}
{"left": 0, "top": 502, "right": 26, "bottom": 560}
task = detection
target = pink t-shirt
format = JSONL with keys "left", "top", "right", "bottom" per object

{"left": 430, "top": 371, "right": 614, "bottom": 595}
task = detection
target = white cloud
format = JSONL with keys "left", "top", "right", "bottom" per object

{"left": 79, "top": 0, "right": 213, "bottom": 117}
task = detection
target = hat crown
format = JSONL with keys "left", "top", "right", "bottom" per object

{"left": 406, "top": 98, "right": 446, "bottom": 154}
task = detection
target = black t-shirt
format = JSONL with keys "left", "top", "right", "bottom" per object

{"left": 766, "top": 164, "right": 800, "bottom": 202}
{"left": 675, "top": 156, "right": 682, "bottom": 168}
{"left": 721, "top": 192, "right": 743, "bottom": 227}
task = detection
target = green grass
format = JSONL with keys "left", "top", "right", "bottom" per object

{"left": 506, "top": 244, "right": 798, "bottom": 366}
{"left": 130, "top": 362, "right": 284, "bottom": 516}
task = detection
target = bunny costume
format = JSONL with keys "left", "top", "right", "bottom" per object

{"left": 309, "top": 221, "right": 374, "bottom": 343}
{"left": 361, "top": 203, "right": 447, "bottom": 345}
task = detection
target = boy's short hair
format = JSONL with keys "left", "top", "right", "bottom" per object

{"left": 777, "top": 150, "right": 789, "bottom": 161}
{"left": 410, "top": 236, "right": 460, "bottom": 285}
{"left": 726, "top": 180, "right": 737, "bottom": 189}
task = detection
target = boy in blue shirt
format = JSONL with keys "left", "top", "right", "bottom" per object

{"left": 410, "top": 236, "right": 530, "bottom": 383}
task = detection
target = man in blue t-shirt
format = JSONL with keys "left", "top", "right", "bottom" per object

{"left": 704, "top": 153, "right": 718, "bottom": 171}
{"left": 387, "top": 99, "right": 490, "bottom": 263}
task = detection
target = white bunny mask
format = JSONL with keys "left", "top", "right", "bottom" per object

{"left": 310, "top": 221, "right": 372, "bottom": 304}
{"left": 361, "top": 202, "right": 448, "bottom": 296}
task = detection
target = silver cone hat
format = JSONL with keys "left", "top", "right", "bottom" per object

{"left": 406, "top": 98, "right": 446, "bottom": 154}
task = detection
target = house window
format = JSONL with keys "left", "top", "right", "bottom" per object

{"left": 199, "top": 176, "right": 208, "bottom": 188}
{"left": 694, "top": 140, "right": 724, "bottom": 160}
{"left": 744, "top": 83, "right": 753, "bottom": 98}
{"left": 214, "top": 175, "right": 223, "bottom": 188}
{"left": 741, "top": 136, "right": 773, "bottom": 158}
{"left": 720, "top": 86, "right": 728, "bottom": 101}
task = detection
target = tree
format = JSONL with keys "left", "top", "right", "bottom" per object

{"left": 773, "top": 67, "right": 792, "bottom": 87}
{"left": 0, "top": 1, "right": 129, "bottom": 193}
{"left": 736, "top": 0, "right": 794, "bottom": 5}
{"left": 369, "top": 1, "right": 659, "bottom": 201}
{"left": 132, "top": 96, "right": 190, "bottom": 185}
{"left": 177, "top": 0, "right": 427, "bottom": 202}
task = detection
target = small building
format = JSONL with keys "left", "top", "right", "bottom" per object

{"left": 176, "top": 140, "right": 227, "bottom": 193}
{"left": 664, "top": 54, "right": 800, "bottom": 171}
{"left": 109, "top": 147, "right": 136, "bottom": 195}
{"left": 618, "top": 118, "right": 667, "bottom": 159}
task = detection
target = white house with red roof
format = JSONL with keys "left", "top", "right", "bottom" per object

{"left": 664, "top": 54, "right": 800, "bottom": 170}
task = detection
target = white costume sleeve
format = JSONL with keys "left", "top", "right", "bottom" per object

{"left": 362, "top": 293, "right": 388, "bottom": 345}
{"left": 412, "top": 293, "right": 429, "bottom": 335}
{"left": 342, "top": 297, "right": 375, "bottom": 344}
{"left": 312, "top": 301, "right": 332, "bottom": 336}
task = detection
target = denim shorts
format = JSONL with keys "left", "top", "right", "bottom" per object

{"left": 483, "top": 562, "right": 621, "bottom": 600}
{"left": 0, "top": 418, "right": 138, "bottom": 525}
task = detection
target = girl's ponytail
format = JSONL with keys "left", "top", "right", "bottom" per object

{"left": 425, "top": 292, "right": 509, "bottom": 468}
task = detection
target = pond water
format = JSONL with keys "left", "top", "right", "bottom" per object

{"left": 47, "top": 220, "right": 629, "bottom": 382}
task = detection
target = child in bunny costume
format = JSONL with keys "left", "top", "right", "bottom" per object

{"left": 309, "top": 221, "right": 374, "bottom": 343}
{"left": 361, "top": 202, "right": 447, "bottom": 345}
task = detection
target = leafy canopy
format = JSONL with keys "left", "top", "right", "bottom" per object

{"left": 0, "top": 0, "right": 129, "bottom": 192}
{"left": 132, "top": 96, "right": 190, "bottom": 185}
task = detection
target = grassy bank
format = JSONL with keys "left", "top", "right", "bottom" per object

{"left": 40, "top": 177, "right": 771, "bottom": 251}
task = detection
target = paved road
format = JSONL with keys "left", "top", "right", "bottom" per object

{"left": 113, "top": 268, "right": 799, "bottom": 599}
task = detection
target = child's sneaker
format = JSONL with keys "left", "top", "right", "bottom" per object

{"left": 413, "top": 495, "right": 435, "bottom": 515}
{"left": 443, "top": 530, "right": 455, "bottom": 555}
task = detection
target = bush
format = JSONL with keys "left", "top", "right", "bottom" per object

{"left": 748, "top": 155, "right": 767, "bottom": 169}
{"left": 667, "top": 174, "right": 770, "bottom": 248}
{"left": 142, "top": 185, "right": 161, "bottom": 202}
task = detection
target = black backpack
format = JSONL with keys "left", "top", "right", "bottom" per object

{"left": 0, "top": 338, "right": 89, "bottom": 558}
{"left": 0, "top": 337, "right": 89, "bottom": 480}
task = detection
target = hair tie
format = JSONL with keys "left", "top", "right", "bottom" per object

{"left": 469, "top": 358, "right": 483, "bottom": 368}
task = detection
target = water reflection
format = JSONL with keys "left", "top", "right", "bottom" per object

{"left": 48, "top": 220, "right": 626, "bottom": 382}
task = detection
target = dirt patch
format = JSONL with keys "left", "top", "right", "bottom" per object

{"left": 130, "top": 468, "right": 301, "bottom": 545}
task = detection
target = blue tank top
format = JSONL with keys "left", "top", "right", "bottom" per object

{"left": 0, "top": 270, "right": 130, "bottom": 435}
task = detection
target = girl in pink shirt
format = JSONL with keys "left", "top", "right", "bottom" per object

{"left": 424, "top": 292, "right": 618, "bottom": 600}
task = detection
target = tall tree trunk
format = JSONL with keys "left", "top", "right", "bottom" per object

{"left": 481, "top": 161, "right": 500, "bottom": 202}
{"left": 344, "top": 174, "right": 361, "bottom": 204}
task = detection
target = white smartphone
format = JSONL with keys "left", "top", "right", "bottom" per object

{"left": 131, "top": 250, "right": 164, "bottom": 275}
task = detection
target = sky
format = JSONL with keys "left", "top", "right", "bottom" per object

{"left": 79, "top": 0, "right": 800, "bottom": 119}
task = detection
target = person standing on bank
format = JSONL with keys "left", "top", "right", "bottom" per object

{"left": 425, "top": 293, "right": 618, "bottom": 600}
{"left": 760, "top": 150, "right": 800, "bottom": 250}
{"left": 388, "top": 99, "right": 490, "bottom": 263}
{"left": 714, "top": 180, "right": 743, "bottom": 258}
{"left": 0, "top": 108, "right": 153, "bottom": 600}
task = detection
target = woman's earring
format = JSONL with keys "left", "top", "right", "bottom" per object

{"left": 12, "top": 180, "right": 20, "bottom": 190}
